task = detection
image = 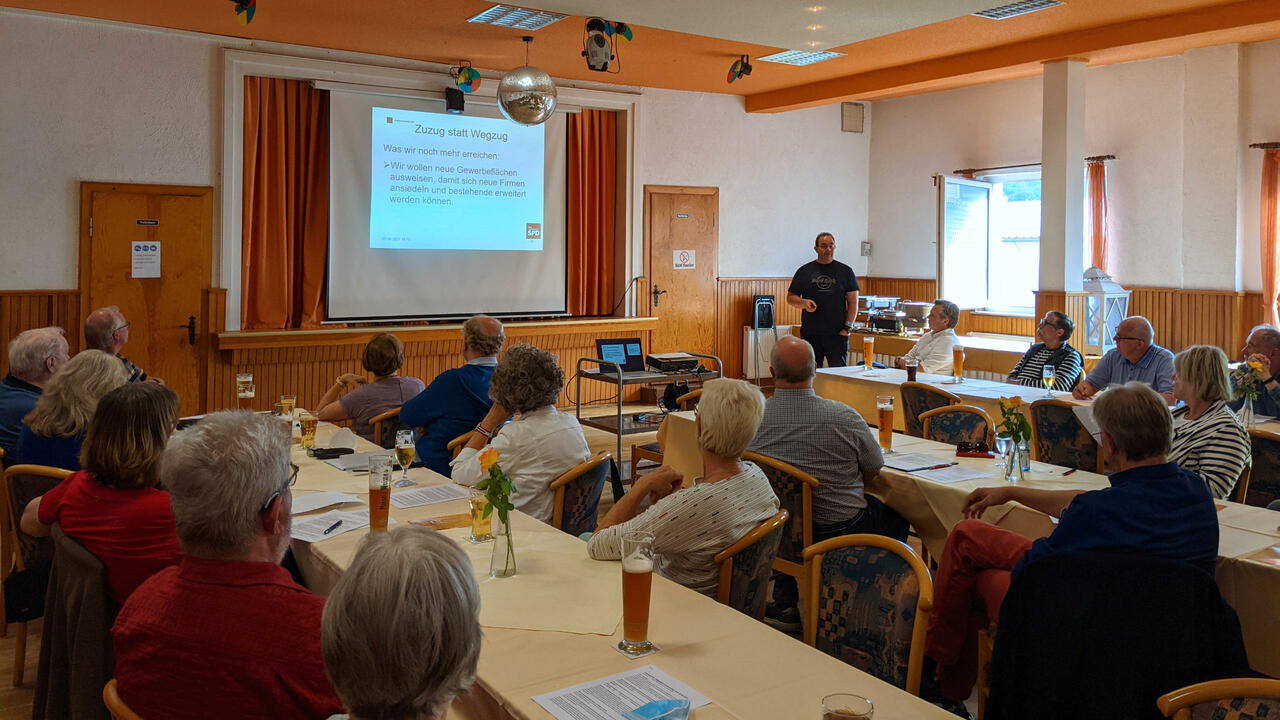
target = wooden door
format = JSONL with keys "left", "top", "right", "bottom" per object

{"left": 80, "top": 183, "right": 213, "bottom": 414}
{"left": 645, "top": 187, "right": 718, "bottom": 358}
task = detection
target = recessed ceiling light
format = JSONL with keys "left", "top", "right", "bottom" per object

{"left": 758, "top": 49, "right": 844, "bottom": 65}
{"left": 467, "top": 4, "right": 566, "bottom": 30}
{"left": 807, "top": 5, "right": 824, "bottom": 12}
{"left": 972, "top": 0, "right": 1064, "bottom": 20}
{"left": 807, "top": 24, "right": 823, "bottom": 31}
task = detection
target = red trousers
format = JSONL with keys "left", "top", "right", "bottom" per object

{"left": 925, "top": 519, "right": 1034, "bottom": 701}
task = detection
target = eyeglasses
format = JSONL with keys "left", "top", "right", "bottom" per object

{"left": 1113, "top": 336, "right": 1143, "bottom": 343}
{"left": 113, "top": 322, "right": 130, "bottom": 334}
{"left": 261, "top": 462, "right": 300, "bottom": 511}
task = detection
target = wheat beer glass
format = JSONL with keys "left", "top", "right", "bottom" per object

{"left": 394, "top": 429, "right": 417, "bottom": 487}
{"left": 952, "top": 346, "right": 965, "bottom": 383}
{"left": 236, "top": 373, "right": 255, "bottom": 410}
{"left": 299, "top": 412, "right": 318, "bottom": 449}
{"left": 467, "top": 487, "right": 492, "bottom": 543}
{"left": 863, "top": 336, "right": 875, "bottom": 369}
{"left": 876, "top": 395, "right": 895, "bottom": 454}
{"left": 368, "top": 454, "right": 392, "bottom": 532}
{"left": 619, "top": 531, "right": 656, "bottom": 656}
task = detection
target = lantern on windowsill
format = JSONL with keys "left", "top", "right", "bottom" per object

{"left": 1082, "top": 266, "right": 1130, "bottom": 356}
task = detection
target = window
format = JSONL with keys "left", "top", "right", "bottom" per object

{"left": 937, "top": 170, "right": 1042, "bottom": 313}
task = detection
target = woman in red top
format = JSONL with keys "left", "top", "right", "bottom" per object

{"left": 20, "top": 382, "right": 182, "bottom": 603}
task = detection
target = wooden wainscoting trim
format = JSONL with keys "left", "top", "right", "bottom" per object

{"left": 0, "top": 290, "right": 83, "bottom": 378}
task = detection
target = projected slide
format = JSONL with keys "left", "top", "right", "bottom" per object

{"left": 370, "top": 107, "right": 545, "bottom": 251}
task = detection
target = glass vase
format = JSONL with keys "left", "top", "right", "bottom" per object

{"left": 1241, "top": 396, "right": 1255, "bottom": 428}
{"left": 1018, "top": 439, "right": 1032, "bottom": 472}
{"left": 489, "top": 516, "right": 517, "bottom": 578}
{"left": 1004, "top": 442, "right": 1024, "bottom": 483}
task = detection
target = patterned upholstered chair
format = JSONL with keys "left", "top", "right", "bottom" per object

{"left": 919, "top": 405, "right": 995, "bottom": 448}
{"left": 714, "top": 510, "right": 788, "bottom": 620}
{"left": 1157, "top": 677, "right": 1280, "bottom": 720}
{"left": 899, "top": 382, "right": 961, "bottom": 438}
{"left": 369, "top": 407, "right": 403, "bottom": 448}
{"left": 549, "top": 451, "right": 612, "bottom": 537}
{"left": 802, "top": 534, "right": 933, "bottom": 696}
{"left": 1246, "top": 428, "right": 1280, "bottom": 508}
{"left": 1028, "top": 399, "right": 1103, "bottom": 473}
{"left": 741, "top": 452, "right": 818, "bottom": 585}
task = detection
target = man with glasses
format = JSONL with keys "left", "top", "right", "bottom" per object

{"left": 112, "top": 412, "right": 341, "bottom": 719}
{"left": 787, "top": 232, "right": 860, "bottom": 367}
{"left": 1007, "top": 311, "right": 1084, "bottom": 390}
{"left": 1231, "top": 324, "right": 1280, "bottom": 417}
{"left": 84, "top": 305, "right": 162, "bottom": 384}
{"left": 1072, "top": 315, "right": 1175, "bottom": 403}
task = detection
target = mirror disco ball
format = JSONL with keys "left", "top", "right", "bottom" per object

{"left": 497, "top": 66, "right": 557, "bottom": 126}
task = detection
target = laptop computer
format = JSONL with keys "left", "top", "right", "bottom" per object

{"left": 594, "top": 337, "right": 647, "bottom": 377}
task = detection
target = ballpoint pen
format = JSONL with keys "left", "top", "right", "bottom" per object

{"left": 1063, "top": 468, "right": 1077, "bottom": 476}
{"left": 921, "top": 462, "right": 957, "bottom": 471}
{"left": 322, "top": 519, "right": 344, "bottom": 535}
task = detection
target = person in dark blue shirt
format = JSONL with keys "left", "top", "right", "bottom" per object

{"left": 400, "top": 316, "right": 504, "bottom": 477}
{"left": 1, "top": 327, "right": 68, "bottom": 466}
{"left": 923, "top": 382, "right": 1218, "bottom": 704}
{"left": 786, "top": 232, "right": 859, "bottom": 368}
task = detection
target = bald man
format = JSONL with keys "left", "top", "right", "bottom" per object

{"left": 748, "top": 335, "right": 908, "bottom": 632}
{"left": 84, "top": 305, "right": 162, "bottom": 384}
{"left": 1072, "top": 316, "right": 1175, "bottom": 403}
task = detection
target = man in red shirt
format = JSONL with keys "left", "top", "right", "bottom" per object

{"left": 112, "top": 411, "right": 341, "bottom": 719}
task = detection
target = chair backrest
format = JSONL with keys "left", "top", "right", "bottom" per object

{"left": 3, "top": 464, "right": 72, "bottom": 573}
{"left": 35, "top": 524, "right": 118, "bottom": 720}
{"left": 987, "top": 552, "right": 1251, "bottom": 720}
{"left": 802, "top": 534, "right": 933, "bottom": 696}
{"left": 104, "top": 679, "right": 144, "bottom": 720}
{"left": 741, "top": 452, "right": 818, "bottom": 575}
{"left": 714, "top": 509, "right": 788, "bottom": 620}
{"left": 899, "top": 382, "right": 961, "bottom": 438}
{"left": 1246, "top": 428, "right": 1280, "bottom": 508}
{"left": 1157, "top": 677, "right": 1280, "bottom": 720}
{"left": 920, "top": 404, "right": 994, "bottom": 448}
{"left": 370, "top": 407, "right": 403, "bottom": 449}
{"left": 1229, "top": 463, "right": 1251, "bottom": 504}
{"left": 676, "top": 389, "right": 702, "bottom": 412}
{"left": 1028, "top": 399, "right": 1102, "bottom": 473}
{"left": 447, "top": 430, "right": 475, "bottom": 459}
{"left": 550, "top": 451, "right": 612, "bottom": 537}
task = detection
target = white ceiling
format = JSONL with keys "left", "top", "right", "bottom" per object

{"left": 510, "top": 0, "right": 998, "bottom": 52}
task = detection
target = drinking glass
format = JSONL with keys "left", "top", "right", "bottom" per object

{"left": 862, "top": 336, "right": 877, "bottom": 375}
{"left": 236, "top": 373, "right": 255, "bottom": 410}
{"left": 368, "top": 454, "right": 393, "bottom": 532}
{"left": 994, "top": 433, "right": 1013, "bottom": 469}
{"left": 951, "top": 346, "right": 965, "bottom": 383}
{"left": 905, "top": 358, "right": 918, "bottom": 383}
{"left": 822, "top": 694, "right": 873, "bottom": 719}
{"left": 299, "top": 412, "right": 318, "bottom": 450}
{"left": 467, "top": 487, "right": 493, "bottom": 543}
{"left": 1042, "top": 364, "right": 1056, "bottom": 399}
{"left": 875, "top": 395, "right": 895, "bottom": 454}
{"left": 272, "top": 403, "right": 292, "bottom": 439}
{"left": 619, "top": 531, "right": 656, "bottom": 656}
{"left": 394, "top": 429, "right": 417, "bottom": 487}
{"left": 279, "top": 394, "right": 297, "bottom": 417}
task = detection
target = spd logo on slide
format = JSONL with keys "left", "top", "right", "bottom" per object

{"left": 526, "top": 223, "right": 542, "bottom": 240}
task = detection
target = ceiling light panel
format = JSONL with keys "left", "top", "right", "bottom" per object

{"left": 467, "top": 5, "right": 566, "bottom": 30}
{"left": 758, "top": 49, "right": 846, "bottom": 66}
{"left": 972, "top": 0, "right": 1063, "bottom": 20}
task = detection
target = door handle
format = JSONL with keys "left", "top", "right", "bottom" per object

{"left": 180, "top": 316, "right": 196, "bottom": 345}
{"left": 652, "top": 284, "right": 668, "bottom": 308}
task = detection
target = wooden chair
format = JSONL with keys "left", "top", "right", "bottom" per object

{"left": 1230, "top": 462, "right": 1252, "bottom": 504}
{"left": 976, "top": 623, "right": 997, "bottom": 719}
{"left": 1157, "top": 677, "right": 1280, "bottom": 720}
{"left": 447, "top": 430, "right": 475, "bottom": 459}
{"left": 2, "top": 463, "right": 73, "bottom": 686}
{"left": 802, "top": 534, "right": 933, "bottom": 696}
{"left": 104, "top": 678, "right": 144, "bottom": 720}
{"left": 369, "top": 407, "right": 403, "bottom": 449}
{"left": 549, "top": 451, "right": 613, "bottom": 537}
{"left": 675, "top": 389, "right": 702, "bottom": 411}
{"left": 741, "top": 452, "right": 818, "bottom": 588}
{"left": 630, "top": 390, "right": 702, "bottom": 485}
{"left": 1245, "top": 428, "right": 1280, "bottom": 508}
{"left": 899, "top": 382, "right": 961, "bottom": 438}
{"left": 920, "top": 404, "right": 995, "bottom": 448}
{"left": 1028, "top": 398, "right": 1103, "bottom": 473}
{"left": 714, "top": 509, "right": 788, "bottom": 620}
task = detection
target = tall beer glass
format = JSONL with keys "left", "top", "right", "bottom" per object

{"left": 368, "top": 454, "right": 392, "bottom": 532}
{"left": 619, "top": 531, "right": 656, "bottom": 656}
{"left": 467, "top": 487, "right": 492, "bottom": 543}
{"left": 236, "top": 373, "right": 254, "bottom": 410}
{"left": 863, "top": 336, "right": 875, "bottom": 369}
{"left": 299, "top": 412, "right": 318, "bottom": 449}
{"left": 876, "top": 395, "right": 895, "bottom": 454}
{"left": 952, "top": 346, "right": 965, "bottom": 383}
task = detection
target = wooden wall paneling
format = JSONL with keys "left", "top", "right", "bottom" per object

{"left": 0, "top": 291, "right": 81, "bottom": 378}
{"left": 965, "top": 312, "right": 1036, "bottom": 337}
{"left": 1126, "top": 287, "right": 1244, "bottom": 353}
{"left": 859, "top": 277, "right": 937, "bottom": 302}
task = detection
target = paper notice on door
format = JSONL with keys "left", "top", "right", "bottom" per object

{"left": 673, "top": 250, "right": 695, "bottom": 269}
{"left": 131, "top": 242, "right": 161, "bottom": 278}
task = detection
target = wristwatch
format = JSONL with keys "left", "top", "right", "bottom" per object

{"left": 843, "top": 322, "right": 855, "bottom": 332}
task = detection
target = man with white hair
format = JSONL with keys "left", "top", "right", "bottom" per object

{"left": 112, "top": 412, "right": 341, "bottom": 719}
{"left": 1072, "top": 315, "right": 1174, "bottom": 403}
{"left": 84, "top": 305, "right": 160, "bottom": 384}
{"left": 0, "top": 327, "right": 68, "bottom": 465}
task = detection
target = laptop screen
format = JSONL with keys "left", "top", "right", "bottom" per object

{"left": 595, "top": 337, "right": 645, "bottom": 372}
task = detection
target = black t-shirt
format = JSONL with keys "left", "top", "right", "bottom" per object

{"left": 788, "top": 259, "right": 859, "bottom": 336}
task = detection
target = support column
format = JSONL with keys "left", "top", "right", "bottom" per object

{"left": 1038, "top": 60, "right": 1087, "bottom": 318}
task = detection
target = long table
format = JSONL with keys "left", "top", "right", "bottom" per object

{"left": 289, "top": 424, "right": 956, "bottom": 720}
{"left": 659, "top": 412, "right": 1280, "bottom": 678}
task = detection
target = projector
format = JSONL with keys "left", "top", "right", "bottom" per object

{"left": 646, "top": 352, "right": 700, "bottom": 373}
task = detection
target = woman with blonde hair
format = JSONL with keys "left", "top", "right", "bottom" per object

{"left": 1170, "top": 345, "right": 1250, "bottom": 499}
{"left": 317, "top": 332, "right": 424, "bottom": 442}
{"left": 16, "top": 349, "right": 128, "bottom": 470}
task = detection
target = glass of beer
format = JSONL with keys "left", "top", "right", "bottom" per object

{"left": 905, "top": 358, "right": 918, "bottom": 383}
{"left": 394, "top": 429, "right": 417, "bottom": 488}
{"left": 876, "top": 395, "right": 895, "bottom": 454}
{"left": 822, "top": 694, "right": 874, "bottom": 719}
{"left": 467, "top": 487, "right": 492, "bottom": 543}
{"left": 368, "top": 454, "right": 392, "bottom": 532}
{"left": 863, "top": 336, "right": 875, "bottom": 369}
{"left": 1041, "top": 364, "right": 1056, "bottom": 399}
{"left": 279, "top": 394, "right": 297, "bottom": 417}
{"left": 619, "top": 531, "right": 656, "bottom": 656}
{"left": 952, "top": 346, "right": 965, "bottom": 383}
{"left": 236, "top": 373, "right": 255, "bottom": 410}
{"left": 272, "top": 403, "right": 293, "bottom": 440}
{"left": 299, "top": 412, "right": 318, "bottom": 450}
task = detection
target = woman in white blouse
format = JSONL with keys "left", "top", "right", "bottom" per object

{"left": 1169, "top": 345, "right": 1250, "bottom": 499}
{"left": 451, "top": 344, "right": 590, "bottom": 523}
{"left": 588, "top": 378, "right": 780, "bottom": 597}
{"left": 895, "top": 299, "right": 961, "bottom": 375}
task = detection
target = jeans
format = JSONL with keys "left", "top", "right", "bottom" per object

{"left": 801, "top": 332, "right": 848, "bottom": 368}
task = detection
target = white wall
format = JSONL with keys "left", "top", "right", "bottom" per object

{"left": 1241, "top": 39, "right": 1280, "bottom": 293}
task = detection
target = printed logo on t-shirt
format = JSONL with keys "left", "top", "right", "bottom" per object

{"left": 812, "top": 274, "right": 837, "bottom": 292}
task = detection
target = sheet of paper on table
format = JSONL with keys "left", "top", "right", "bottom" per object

{"left": 884, "top": 452, "right": 955, "bottom": 472}
{"left": 291, "top": 491, "right": 362, "bottom": 515}
{"left": 532, "top": 664, "right": 712, "bottom": 720}
{"left": 390, "top": 483, "right": 469, "bottom": 508}
{"left": 1072, "top": 405, "right": 1102, "bottom": 442}
{"left": 292, "top": 509, "right": 392, "bottom": 542}
{"left": 914, "top": 465, "right": 993, "bottom": 484}
{"left": 324, "top": 450, "right": 393, "bottom": 472}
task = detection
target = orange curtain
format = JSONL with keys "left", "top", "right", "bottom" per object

{"left": 567, "top": 110, "right": 618, "bottom": 316}
{"left": 1086, "top": 159, "right": 1109, "bottom": 271}
{"left": 1262, "top": 149, "right": 1280, "bottom": 326}
{"left": 241, "top": 77, "right": 330, "bottom": 330}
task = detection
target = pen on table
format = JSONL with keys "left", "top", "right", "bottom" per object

{"left": 922, "top": 462, "right": 957, "bottom": 471}
{"left": 1063, "top": 468, "right": 1077, "bottom": 476}
{"left": 322, "top": 519, "right": 343, "bottom": 535}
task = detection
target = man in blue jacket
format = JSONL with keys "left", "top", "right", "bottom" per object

{"left": 400, "top": 315, "right": 504, "bottom": 476}
{"left": 1, "top": 327, "right": 68, "bottom": 466}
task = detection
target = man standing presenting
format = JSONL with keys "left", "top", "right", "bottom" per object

{"left": 787, "top": 232, "right": 859, "bottom": 367}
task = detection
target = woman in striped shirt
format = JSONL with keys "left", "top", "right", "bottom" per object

{"left": 1169, "top": 345, "right": 1250, "bottom": 499}
{"left": 1006, "top": 311, "right": 1084, "bottom": 391}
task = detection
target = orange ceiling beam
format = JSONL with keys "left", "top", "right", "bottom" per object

{"left": 745, "top": 0, "right": 1280, "bottom": 113}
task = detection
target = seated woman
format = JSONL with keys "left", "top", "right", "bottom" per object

{"left": 1006, "top": 311, "right": 1084, "bottom": 391}
{"left": 16, "top": 349, "right": 129, "bottom": 470}
{"left": 317, "top": 332, "right": 424, "bottom": 442}
{"left": 20, "top": 382, "right": 183, "bottom": 603}
{"left": 451, "top": 343, "right": 590, "bottom": 523}
{"left": 321, "top": 526, "right": 481, "bottom": 720}
{"left": 1169, "top": 344, "right": 1250, "bottom": 499}
{"left": 587, "top": 378, "right": 781, "bottom": 598}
